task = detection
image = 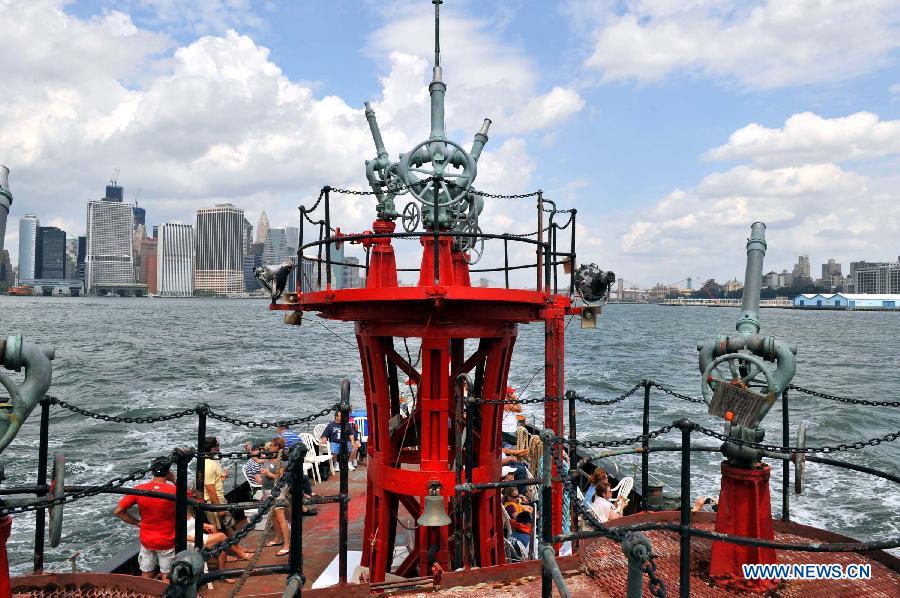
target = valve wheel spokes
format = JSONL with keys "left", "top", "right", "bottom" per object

{"left": 398, "top": 138, "right": 476, "bottom": 208}
{"left": 402, "top": 202, "right": 421, "bottom": 233}
{"left": 702, "top": 352, "right": 775, "bottom": 403}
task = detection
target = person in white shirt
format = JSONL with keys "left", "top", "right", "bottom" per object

{"left": 590, "top": 481, "right": 622, "bottom": 523}
{"left": 185, "top": 509, "right": 236, "bottom": 584}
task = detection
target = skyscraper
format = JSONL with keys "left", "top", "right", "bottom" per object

{"left": 133, "top": 204, "right": 146, "bottom": 229}
{"left": 243, "top": 242, "right": 264, "bottom": 291}
{"left": 76, "top": 236, "right": 86, "bottom": 281}
{"left": 256, "top": 211, "right": 270, "bottom": 244}
{"left": 105, "top": 184, "right": 123, "bottom": 202}
{"left": 17, "top": 213, "right": 39, "bottom": 282}
{"left": 1, "top": 250, "right": 13, "bottom": 287}
{"left": 243, "top": 218, "right": 253, "bottom": 252}
{"left": 85, "top": 199, "right": 134, "bottom": 292}
{"left": 263, "top": 228, "right": 289, "bottom": 264}
{"left": 0, "top": 166, "right": 11, "bottom": 256}
{"left": 791, "top": 255, "right": 810, "bottom": 281}
{"left": 285, "top": 226, "right": 299, "bottom": 250}
{"left": 158, "top": 223, "right": 193, "bottom": 297}
{"left": 195, "top": 204, "right": 244, "bottom": 295}
{"left": 141, "top": 239, "right": 158, "bottom": 294}
{"left": 35, "top": 226, "right": 66, "bottom": 279}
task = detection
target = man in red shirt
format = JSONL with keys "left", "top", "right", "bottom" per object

{"left": 113, "top": 457, "right": 177, "bottom": 581}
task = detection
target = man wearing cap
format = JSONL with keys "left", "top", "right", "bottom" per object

{"left": 113, "top": 457, "right": 177, "bottom": 581}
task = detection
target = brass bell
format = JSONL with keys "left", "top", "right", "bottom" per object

{"left": 417, "top": 495, "right": 452, "bottom": 527}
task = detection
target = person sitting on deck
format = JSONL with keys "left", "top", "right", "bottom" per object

{"left": 590, "top": 480, "right": 621, "bottom": 523}
{"left": 501, "top": 464, "right": 529, "bottom": 498}
{"left": 583, "top": 468, "right": 608, "bottom": 510}
{"left": 277, "top": 424, "right": 302, "bottom": 448}
{"left": 243, "top": 441, "right": 265, "bottom": 496}
{"left": 320, "top": 411, "right": 357, "bottom": 471}
{"left": 502, "top": 486, "right": 533, "bottom": 550}
{"left": 112, "top": 457, "right": 177, "bottom": 582}
{"left": 501, "top": 386, "right": 523, "bottom": 436}
{"left": 185, "top": 503, "right": 238, "bottom": 584}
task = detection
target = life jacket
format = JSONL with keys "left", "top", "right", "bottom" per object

{"left": 503, "top": 500, "right": 532, "bottom": 535}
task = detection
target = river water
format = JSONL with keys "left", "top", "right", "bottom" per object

{"left": 1, "top": 296, "right": 898, "bottom": 574}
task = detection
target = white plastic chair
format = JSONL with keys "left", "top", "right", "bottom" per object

{"left": 299, "top": 432, "right": 334, "bottom": 484}
{"left": 312, "top": 423, "right": 336, "bottom": 466}
{"left": 240, "top": 461, "right": 263, "bottom": 500}
{"left": 313, "top": 423, "right": 327, "bottom": 441}
{"left": 611, "top": 476, "right": 634, "bottom": 513}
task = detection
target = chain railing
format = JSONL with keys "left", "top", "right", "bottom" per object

{"left": 788, "top": 384, "right": 900, "bottom": 407}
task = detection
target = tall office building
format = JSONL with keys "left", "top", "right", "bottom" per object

{"left": 105, "top": 184, "right": 123, "bottom": 202}
{"left": 342, "top": 256, "right": 361, "bottom": 289}
{"left": 300, "top": 258, "right": 317, "bottom": 292}
{"left": 285, "top": 226, "right": 299, "bottom": 250}
{"left": 133, "top": 204, "right": 146, "bottom": 229}
{"left": 263, "top": 228, "right": 289, "bottom": 264}
{"left": 194, "top": 204, "right": 244, "bottom": 295}
{"left": 243, "top": 218, "right": 253, "bottom": 252}
{"left": 0, "top": 166, "right": 11, "bottom": 256}
{"left": 256, "top": 211, "right": 270, "bottom": 244}
{"left": 158, "top": 223, "right": 193, "bottom": 297}
{"left": 791, "top": 255, "right": 810, "bottom": 281}
{"left": 141, "top": 239, "right": 158, "bottom": 294}
{"left": 243, "top": 242, "right": 264, "bottom": 291}
{"left": 0, "top": 250, "right": 12, "bottom": 287}
{"left": 85, "top": 198, "right": 134, "bottom": 292}
{"left": 17, "top": 213, "right": 39, "bottom": 282}
{"left": 76, "top": 236, "right": 86, "bottom": 281}
{"left": 35, "top": 226, "right": 67, "bottom": 279}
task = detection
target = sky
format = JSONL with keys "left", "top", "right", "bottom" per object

{"left": 2, "top": 0, "right": 900, "bottom": 287}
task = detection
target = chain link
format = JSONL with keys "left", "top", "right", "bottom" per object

{"left": 0, "top": 459, "right": 164, "bottom": 516}
{"left": 206, "top": 404, "right": 338, "bottom": 429}
{"left": 554, "top": 425, "right": 676, "bottom": 448}
{"left": 471, "top": 395, "right": 561, "bottom": 405}
{"left": 569, "top": 382, "right": 643, "bottom": 406}
{"left": 646, "top": 381, "right": 707, "bottom": 404}
{"left": 470, "top": 188, "right": 541, "bottom": 199}
{"left": 788, "top": 384, "right": 900, "bottom": 407}
{"left": 48, "top": 397, "right": 198, "bottom": 424}
{"left": 641, "top": 555, "right": 667, "bottom": 597}
{"left": 692, "top": 423, "right": 900, "bottom": 454}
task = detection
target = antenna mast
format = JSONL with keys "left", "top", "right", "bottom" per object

{"left": 433, "top": 0, "right": 441, "bottom": 68}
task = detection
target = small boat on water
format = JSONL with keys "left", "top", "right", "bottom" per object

{"left": 7, "top": 284, "right": 32, "bottom": 296}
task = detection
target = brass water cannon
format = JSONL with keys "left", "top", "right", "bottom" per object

{"left": 696, "top": 223, "right": 798, "bottom": 467}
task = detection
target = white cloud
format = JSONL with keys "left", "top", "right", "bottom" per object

{"left": 705, "top": 112, "right": 900, "bottom": 166}
{"left": 0, "top": 0, "right": 566, "bottom": 270}
{"left": 571, "top": 0, "right": 900, "bottom": 89}
{"left": 129, "top": 0, "right": 267, "bottom": 35}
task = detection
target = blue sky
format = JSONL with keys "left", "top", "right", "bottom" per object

{"left": 3, "top": 0, "right": 900, "bottom": 286}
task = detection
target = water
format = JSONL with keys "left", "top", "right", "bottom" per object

{"left": 1, "top": 296, "right": 898, "bottom": 574}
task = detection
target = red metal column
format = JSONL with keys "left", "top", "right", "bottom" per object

{"left": 543, "top": 300, "right": 566, "bottom": 539}
{"left": 710, "top": 462, "right": 778, "bottom": 592}
{"left": 0, "top": 516, "right": 11, "bottom": 598}
{"left": 366, "top": 220, "right": 398, "bottom": 289}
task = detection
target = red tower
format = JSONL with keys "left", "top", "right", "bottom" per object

{"left": 279, "top": 224, "right": 571, "bottom": 582}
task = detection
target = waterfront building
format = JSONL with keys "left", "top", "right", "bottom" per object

{"left": 157, "top": 223, "right": 193, "bottom": 297}
{"left": 763, "top": 271, "right": 778, "bottom": 288}
{"left": 723, "top": 279, "right": 743, "bottom": 293}
{"left": 256, "top": 211, "right": 270, "bottom": 244}
{"left": 139, "top": 238, "right": 158, "bottom": 293}
{"left": 793, "top": 293, "right": 900, "bottom": 309}
{"left": 0, "top": 250, "right": 13, "bottom": 287}
{"left": 243, "top": 242, "right": 265, "bottom": 292}
{"left": 133, "top": 204, "right": 146, "bottom": 229}
{"left": 854, "top": 263, "right": 900, "bottom": 294}
{"left": 194, "top": 204, "right": 244, "bottom": 295}
{"left": 0, "top": 166, "right": 10, "bottom": 255}
{"left": 85, "top": 198, "right": 135, "bottom": 292}
{"left": 17, "top": 213, "right": 39, "bottom": 282}
{"left": 35, "top": 226, "right": 67, "bottom": 279}
{"left": 342, "top": 256, "right": 361, "bottom": 289}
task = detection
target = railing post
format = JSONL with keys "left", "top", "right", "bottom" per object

{"left": 175, "top": 449, "right": 190, "bottom": 553}
{"left": 782, "top": 388, "right": 790, "bottom": 521}
{"left": 324, "top": 188, "right": 332, "bottom": 291}
{"left": 32, "top": 398, "right": 50, "bottom": 573}
{"left": 503, "top": 238, "right": 509, "bottom": 289}
{"left": 536, "top": 191, "right": 543, "bottom": 291}
{"left": 338, "top": 380, "right": 351, "bottom": 585}
{"left": 464, "top": 394, "right": 475, "bottom": 568}
{"left": 195, "top": 405, "right": 207, "bottom": 550}
{"left": 317, "top": 222, "right": 324, "bottom": 290}
{"left": 289, "top": 443, "right": 307, "bottom": 585}
{"left": 568, "top": 210, "right": 577, "bottom": 295}
{"left": 297, "top": 208, "right": 305, "bottom": 292}
{"left": 540, "top": 429, "right": 554, "bottom": 598}
{"left": 676, "top": 419, "right": 692, "bottom": 598}
{"left": 551, "top": 222, "right": 558, "bottom": 295}
{"left": 641, "top": 381, "right": 651, "bottom": 510}
{"left": 566, "top": 390, "right": 577, "bottom": 544}
{"left": 622, "top": 532, "right": 652, "bottom": 598}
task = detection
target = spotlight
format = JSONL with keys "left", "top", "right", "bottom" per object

{"left": 575, "top": 263, "right": 616, "bottom": 305}
{"left": 254, "top": 261, "right": 295, "bottom": 303}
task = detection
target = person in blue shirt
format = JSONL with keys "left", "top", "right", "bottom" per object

{"left": 319, "top": 411, "right": 358, "bottom": 471}
{"left": 276, "top": 425, "right": 302, "bottom": 448}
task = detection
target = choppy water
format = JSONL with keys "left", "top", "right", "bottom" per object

{"left": 1, "top": 296, "right": 898, "bottom": 574}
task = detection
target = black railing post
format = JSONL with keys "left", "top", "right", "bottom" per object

{"left": 676, "top": 419, "right": 692, "bottom": 598}
{"left": 641, "top": 381, "right": 651, "bottom": 510}
{"left": 324, "top": 188, "right": 332, "bottom": 291}
{"left": 551, "top": 222, "right": 559, "bottom": 295}
{"left": 195, "top": 404, "right": 207, "bottom": 550}
{"left": 782, "top": 388, "right": 790, "bottom": 521}
{"left": 32, "top": 397, "right": 50, "bottom": 573}
{"left": 317, "top": 222, "right": 324, "bottom": 290}
{"left": 339, "top": 379, "right": 351, "bottom": 584}
{"left": 175, "top": 449, "right": 190, "bottom": 553}
{"left": 536, "top": 191, "right": 543, "bottom": 291}
{"left": 297, "top": 208, "right": 305, "bottom": 293}
{"left": 289, "top": 443, "right": 307, "bottom": 583}
{"left": 566, "top": 390, "right": 577, "bottom": 543}
{"left": 544, "top": 242, "right": 552, "bottom": 294}
{"left": 540, "top": 430, "right": 554, "bottom": 598}
{"left": 503, "top": 238, "right": 509, "bottom": 289}
{"left": 568, "top": 210, "right": 577, "bottom": 295}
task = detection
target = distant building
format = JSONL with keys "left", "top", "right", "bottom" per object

{"left": 243, "top": 242, "right": 264, "bottom": 292}
{"left": 157, "top": 223, "right": 193, "bottom": 297}
{"left": 300, "top": 256, "right": 317, "bottom": 292}
{"left": 194, "top": 204, "right": 244, "bottom": 295}
{"left": 342, "top": 256, "right": 361, "bottom": 289}
{"left": 854, "top": 263, "right": 900, "bottom": 294}
{"left": 794, "top": 293, "right": 900, "bottom": 309}
{"left": 0, "top": 166, "right": 10, "bottom": 256}
{"left": 17, "top": 213, "right": 39, "bottom": 282}
{"left": 76, "top": 236, "right": 86, "bottom": 281}
{"left": 133, "top": 204, "right": 146, "bottom": 229}
{"left": 263, "top": 228, "right": 288, "bottom": 265}
{"left": 256, "top": 211, "right": 270, "bottom": 244}
{"left": 478, "top": 277, "right": 490, "bottom": 288}
{"left": 105, "top": 184, "right": 123, "bottom": 202}
{"left": 821, "top": 258, "right": 841, "bottom": 278}
{"left": 791, "top": 255, "right": 811, "bottom": 281}
{"left": 285, "top": 226, "right": 299, "bottom": 249}
{"left": 35, "top": 226, "right": 66, "bottom": 279}
{"left": 0, "top": 250, "right": 13, "bottom": 287}
{"left": 723, "top": 279, "right": 743, "bottom": 293}
{"left": 763, "top": 271, "right": 779, "bottom": 288}
{"left": 139, "top": 238, "right": 158, "bottom": 294}
{"left": 85, "top": 198, "right": 134, "bottom": 292}
{"left": 152, "top": 225, "right": 158, "bottom": 239}
{"left": 243, "top": 218, "right": 253, "bottom": 253}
